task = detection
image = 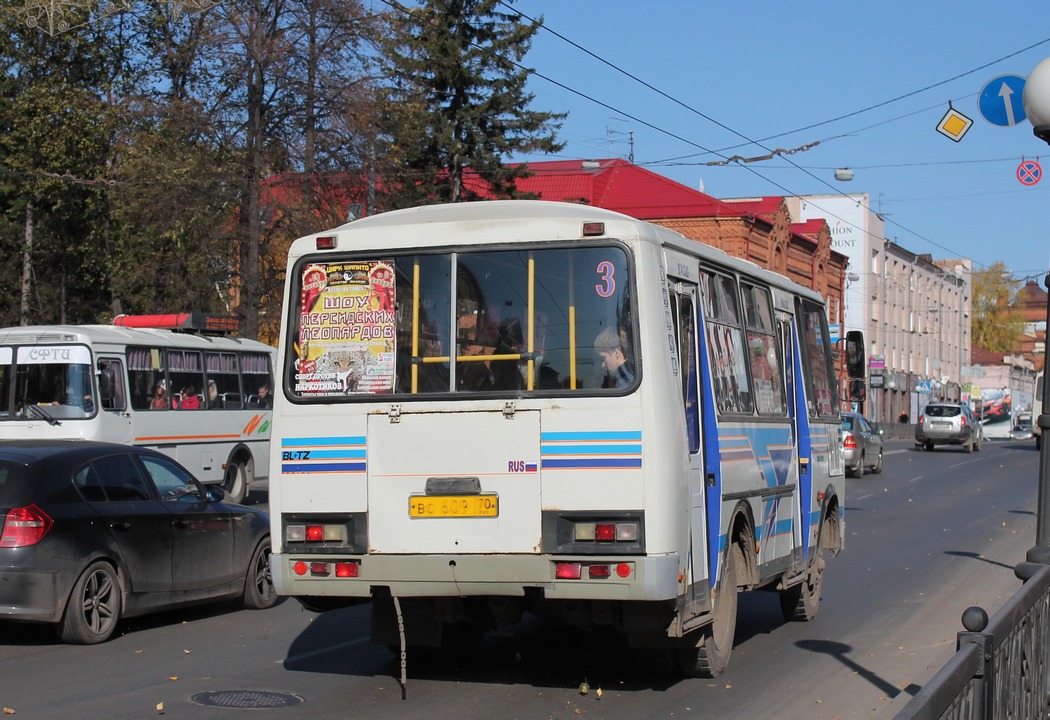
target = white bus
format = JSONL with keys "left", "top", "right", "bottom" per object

{"left": 268, "top": 201, "right": 846, "bottom": 677}
{"left": 0, "top": 314, "right": 275, "bottom": 503}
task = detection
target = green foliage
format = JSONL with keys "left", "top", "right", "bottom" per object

{"left": 0, "top": 0, "right": 564, "bottom": 336}
{"left": 0, "top": 16, "right": 117, "bottom": 324}
{"left": 971, "top": 261, "right": 1025, "bottom": 353}
{"left": 379, "top": 0, "right": 564, "bottom": 207}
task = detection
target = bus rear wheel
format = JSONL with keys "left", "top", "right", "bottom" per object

{"left": 678, "top": 543, "right": 740, "bottom": 678}
{"left": 224, "top": 462, "right": 246, "bottom": 504}
{"left": 780, "top": 516, "right": 829, "bottom": 622}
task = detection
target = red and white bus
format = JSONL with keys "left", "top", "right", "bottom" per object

{"left": 0, "top": 314, "right": 275, "bottom": 503}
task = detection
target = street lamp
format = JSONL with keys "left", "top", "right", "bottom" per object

{"left": 1020, "top": 57, "right": 1050, "bottom": 568}
{"left": 1023, "top": 57, "right": 1050, "bottom": 143}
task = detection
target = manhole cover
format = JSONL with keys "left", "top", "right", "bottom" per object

{"left": 192, "top": 690, "right": 304, "bottom": 709}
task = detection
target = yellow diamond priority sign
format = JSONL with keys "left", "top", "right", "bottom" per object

{"left": 937, "top": 106, "right": 973, "bottom": 142}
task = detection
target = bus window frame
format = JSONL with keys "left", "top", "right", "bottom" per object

{"left": 284, "top": 241, "right": 641, "bottom": 404}
{"left": 797, "top": 297, "right": 840, "bottom": 420}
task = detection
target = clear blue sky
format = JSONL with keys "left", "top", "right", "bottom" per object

{"left": 508, "top": 0, "right": 1050, "bottom": 282}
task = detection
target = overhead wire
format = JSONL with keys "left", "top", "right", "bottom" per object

{"left": 500, "top": 1, "right": 1050, "bottom": 271}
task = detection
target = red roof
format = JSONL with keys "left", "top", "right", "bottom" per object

{"left": 515, "top": 158, "right": 734, "bottom": 219}
{"left": 791, "top": 218, "right": 826, "bottom": 239}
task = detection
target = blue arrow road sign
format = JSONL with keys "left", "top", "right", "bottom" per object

{"left": 979, "top": 74, "right": 1027, "bottom": 127}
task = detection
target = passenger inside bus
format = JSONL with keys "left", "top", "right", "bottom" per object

{"left": 207, "top": 380, "right": 222, "bottom": 408}
{"left": 255, "top": 383, "right": 272, "bottom": 408}
{"left": 456, "top": 309, "right": 524, "bottom": 392}
{"left": 594, "top": 327, "right": 635, "bottom": 389}
{"left": 176, "top": 384, "right": 200, "bottom": 410}
{"left": 150, "top": 382, "right": 169, "bottom": 410}
{"left": 457, "top": 320, "right": 498, "bottom": 391}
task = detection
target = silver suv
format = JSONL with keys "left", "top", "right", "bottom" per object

{"left": 915, "top": 402, "right": 983, "bottom": 452}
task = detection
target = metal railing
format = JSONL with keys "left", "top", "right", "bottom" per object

{"left": 891, "top": 562, "right": 1050, "bottom": 719}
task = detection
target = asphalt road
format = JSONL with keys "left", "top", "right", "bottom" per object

{"left": 0, "top": 438, "right": 1041, "bottom": 719}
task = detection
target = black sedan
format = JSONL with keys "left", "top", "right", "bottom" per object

{"left": 0, "top": 440, "right": 275, "bottom": 644}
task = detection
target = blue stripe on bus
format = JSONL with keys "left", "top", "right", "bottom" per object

{"left": 541, "top": 444, "right": 642, "bottom": 456}
{"left": 282, "top": 462, "right": 366, "bottom": 474}
{"left": 281, "top": 436, "right": 366, "bottom": 447}
{"left": 541, "top": 431, "right": 642, "bottom": 442}
{"left": 755, "top": 519, "right": 794, "bottom": 541}
{"left": 542, "top": 458, "right": 643, "bottom": 469}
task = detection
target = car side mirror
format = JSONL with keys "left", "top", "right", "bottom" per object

{"left": 204, "top": 485, "right": 226, "bottom": 503}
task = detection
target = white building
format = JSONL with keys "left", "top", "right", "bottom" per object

{"left": 786, "top": 193, "right": 972, "bottom": 424}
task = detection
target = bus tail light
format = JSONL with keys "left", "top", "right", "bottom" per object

{"left": 574, "top": 521, "right": 639, "bottom": 542}
{"left": 555, "top": 562, "right": 582, "bottom": 579}
{"left": 286, "top": 523, "right": 346, "bottom": 544}
{"left": 588, "top": 564, "right": 610, "bottom": 579}
{"left": 555, "top": 561, "right": 634, "bottom": 580}
{"left": 334, "top": 561, "right": 359, "bottom": 578}
{"left": 292, "top": 559, "right": 360, "bottom": 578}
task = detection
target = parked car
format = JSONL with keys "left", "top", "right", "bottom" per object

{"left": 0, "top": 440, "right": 275, "bottom": 644}
{"left": 840, "top": 411, "right": 884, "bottom": 477}
{"left": 915, "top": 402, "right": 983, "bottom": 452}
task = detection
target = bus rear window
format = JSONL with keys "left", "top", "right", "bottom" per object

{"left": 288, "top": 246, "right": 636, "bottom": 399}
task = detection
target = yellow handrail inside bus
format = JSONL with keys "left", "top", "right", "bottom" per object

{"left": 527, "top": 256, "right": 535, "bottom": 391}
{"left": 411, "top": 261, "right": 420, "bottom": 394}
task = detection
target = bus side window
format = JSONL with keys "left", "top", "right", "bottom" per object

{"left": 799, "top": 301, "right": 837, "bottom": 418}
{"left": 128, "top": 347, "right": 164, "bottom": 410}
{"left": 703, "top": 271, "right": 753, "bottom": 415}
{"left": 674, "top": 291, "right": 700, "bottom": 454}
{"left": 742, "top": 284, "right": 786, "bottom": 416}
{"left": 97, "top": 358, "right": 127, "bottom": 412}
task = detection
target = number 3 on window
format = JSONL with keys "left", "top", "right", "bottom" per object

{"left": 595, "top": 261, "right": 616, "bottom": 298}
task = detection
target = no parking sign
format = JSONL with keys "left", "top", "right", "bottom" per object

{"left": 1018, "top": 159, "right": 1042, "bottom": 185}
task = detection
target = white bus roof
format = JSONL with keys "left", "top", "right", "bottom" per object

{"left": 0, "top": 324, "right": 274, "bottom": 353}
{"left": 288, "top": 199, "right": 827, "bottom": 305}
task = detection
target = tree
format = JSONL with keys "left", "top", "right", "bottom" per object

{"left": 0, "top": 10, "right": 119, "bottom": 325}
{"left": 379, "top": 0, "right": 564, "bottom": 207}
{"left": 972, "top": 261, "right": 1025, "bottom": 353}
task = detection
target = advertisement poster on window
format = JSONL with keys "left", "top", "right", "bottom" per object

{"left": 294, "top": 260, "right": 396, "bottom": 396}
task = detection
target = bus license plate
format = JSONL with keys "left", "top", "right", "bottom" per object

{"left": 409, "top": 494, "right": 499, "bottom": 518}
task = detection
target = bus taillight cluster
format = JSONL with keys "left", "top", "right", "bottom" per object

{"left": 286, "top": 523, "right": 345, "bottom": 543}
{"left": 292, "top": 560, "right": 359, "bottom": 578}
{"left": 555, "top": 562, "right": 633, "bottom": 580}
{"left": 574, "top": 520, "right": 638, "bottom": 542}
